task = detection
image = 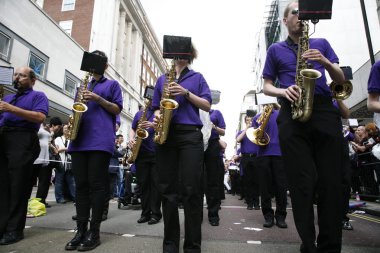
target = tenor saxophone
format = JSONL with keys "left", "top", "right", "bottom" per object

{"left": 291, "top": 21, "right": 322, "bottom": 123}
{"left": 126, "top": 99, "right": 151, "bottom": 164}
{"left": 247, "top": 104, "right": 273, "bottom": 146}
{"left": 67, "top": 72, "right": 91, "bottom": 140}
{"left": 153, "top": 61, "right": 179, "bottom": 144}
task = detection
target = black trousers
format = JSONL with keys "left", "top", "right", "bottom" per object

{"left": 0, "top": 129, "right": 40, "bottom": 234}
{"left": 135, "top": 152, "right": 162, "bottom": 220}
{"left": 204, "top": 139, "right": 222, "bottom": 222}
{"left": 277, "top": 97, "right": 343, "bottom": 253}
{"left": 341, "top": 141, "right": 351, "bottom": 221}
{"left": 71, "top": 151, "right": 111, "bottom": 224}
{"left": 156, "top": 127, "right": 203, "bottom": 253}
{"left": 29, "top": 164, "right": 53, "bottom": 203}
{"left": 240, "top": 156, "right": 260, "bottom": 207}
{"left": 256, "top": 156, "right": 287, "bottom": 220}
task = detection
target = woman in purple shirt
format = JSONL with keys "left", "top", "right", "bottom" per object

{"left": 152, "top": 44, "right": 211, "bottom": 253}
{"left": 262, "top": 2, "right": 346, "bottom": 253}
{"left": 65, "top": 51, "right": 123, "bottom": 251}
{"left": 367, "top": 60, "right": 380, "bottom": 126}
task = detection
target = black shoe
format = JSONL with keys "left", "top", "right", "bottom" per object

{"left": 137, "top": 216, "right": 150, "bottom": 223}
{"left": 57, "top": 199, "right": 67, "bottom": 204}
{"left": 254, "top": 205, "right": 260, "bottom": 210}
{"left": 238, "top": 196, "right": 243, "bottom": 200}
{"left": 209, "top": 220, "right": 219, "bottom": 226}
{"left": 147, "top": 217, "right": 160, "bottom": 225}
{"left": 275, "top": 218, "right": 288, "bottom": 228}
{"left": 247, "top": 205, "right": 253, "bottom": 210}
{"left": 342, "top": 220, "right": 353, "bottom": 230}
{"left": 72, "top": 215, "right": 78, "bottom": 221}
{"left": 77, "top": 223, "right": 100, "bottom": 251}
{"left": 263, "top": 217, "right": 274, "bottom": 228}
{"left": 0, "top": 231, "right": 24, "bottom": 245}
{"left": 65, "top": 222, "right": 88, "bottom": 250}
{"left": 101, "top": 214, "right": 107, "bottom": 221}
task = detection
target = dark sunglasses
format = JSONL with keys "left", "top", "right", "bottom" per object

{"left": 291, "top": 8, "right": 299, "bottom": 15}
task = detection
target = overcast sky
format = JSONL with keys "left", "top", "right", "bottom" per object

{"left": 139, "top": 0, "right": 268, "bottom": 157}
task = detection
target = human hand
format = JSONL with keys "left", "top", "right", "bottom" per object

{"left": 82, "top": 90, "right": 101, "bottom": 103}
{"left": 282, "top": 85, "right": 300, "bottom": 103}
{"left": 302, "top": 49, "right": 328, "bottom": 66}
{"left": 168, "top": 83, "right": 186, "bottom": 96}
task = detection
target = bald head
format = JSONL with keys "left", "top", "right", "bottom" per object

{"left": 13, "top": 66, "right": 36, "bottom": 90}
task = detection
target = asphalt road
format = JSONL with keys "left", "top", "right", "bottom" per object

{"left": 1, "top": 188, "right": 379, "bottom": 253}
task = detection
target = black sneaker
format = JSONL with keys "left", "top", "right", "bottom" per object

{"left": 342, "top": 220, "right": 353, "bottom": 230}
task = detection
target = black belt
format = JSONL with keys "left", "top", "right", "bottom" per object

{"left": 241, "top": 153, "right": 256, "bottom": 158}
{"left": 171, "top": 124, "right": 200, "bottom": 131}
{"left": 0, "top": 126, "right": 37, "bottom": 133}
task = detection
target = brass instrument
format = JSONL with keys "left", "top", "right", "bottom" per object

{"left": 247, "top": 104, "right": 273, "bottom": 146}
{"left": 126, "top": 99, "right": 151, "bottom": 164}
{"left": 329, "top": 80, "right": 352, "bottom": 100}
{"left": 153, "top": 60, "right": 179, "bottom": 144}
{"left": 291, "top": 20, "right": 322, "bottom": 123}
{"left": 67, "top": 72, "right": 92, "bottom": 140}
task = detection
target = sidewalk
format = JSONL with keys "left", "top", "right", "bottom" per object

{"left": 358, "top": 200, "right": 380, "bottom": 217}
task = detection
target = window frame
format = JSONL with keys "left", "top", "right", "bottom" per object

{"left": 59, "top": 20, "right": 73, "bottom": 36}
{"left": 0, "top": 31, "right": 11, "bottom": 61}
{"left": 61, "top": 0, "right": 76, "bottom": 12}
{"left": 28, "top": 52, "right": 46, "bottom": 79}
{"left": 64, "top": 70, "right": 80, "bottom": 97}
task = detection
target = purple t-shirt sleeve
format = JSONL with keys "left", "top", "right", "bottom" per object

{"left": 368, "top": 61, "right": 380, "bottom": 93}
{"left": 131, "top": 111, "right": 141, "bottom": 130}
{"left": 152, "top": 75, "right": 165, "bottom": 110}
{"left": 111, "top": 80, "right": 123, "bottom": 110}
{"left": 252, "top": 114, "right": 260, "bottom": 128}
{"left": 262, "top": 45, "right": 277, "bottom": 82}
{"left": 33, "top": 92, "right": 49, "bottom": 115}
{"left": 198, "top": 74, "right": 212, "bottom": 104}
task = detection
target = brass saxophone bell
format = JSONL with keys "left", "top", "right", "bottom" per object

{"left": 330, "top": 80, "right": 352, "bottom": 100}
{"left": 247, "top": 127, "right": 270, "bottom": 146}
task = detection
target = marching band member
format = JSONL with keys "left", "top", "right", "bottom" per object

{"left": 65, "top": 50, "right": 123, "bottom": 251}
{"left": 0, "top": 67, "right": 48, "bottom": 245}
{"left": 204, "top": 108, "right": 226, "bottom": 226}
{"left": 367, "top": 60, "right": 380, "bottom": 125}
{"left": 252, "top": 104, "right": 288, "bottom": 228}
{"left": 129, "top": 102, "right": 162, "bottom": 225}
{"left": 262, "top": 1, "right": 346, "bottom": 252}
{"left": 152, "top": 38, "right": 211, "bottom": 253}
{"left": 236, "top": 115, "right": 260, "bottom": 210}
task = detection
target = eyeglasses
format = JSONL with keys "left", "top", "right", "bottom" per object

{"left": 14, "top": 73, "right": 29, "bottom": 78}
{"left": 291, "top": 8, "right": 299, "bottom": 15}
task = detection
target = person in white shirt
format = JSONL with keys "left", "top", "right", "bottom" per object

{"left": 54, "top": 124, "right": 75, "bottom": 204}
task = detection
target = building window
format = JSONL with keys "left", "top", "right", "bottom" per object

{"left": 59, "top": 20, "right": 73, "bottom": 36}
{"left": 28, "top": 53, "right": 45, "bottom": 78}
{"left": 0, "top": 32, "right": 11, "bottom": 61}
{"left": 64, "top": 71, "right": 80, "bottom": 97}
{"left": 62, "top": 0, "right": 75, "bottom": 11}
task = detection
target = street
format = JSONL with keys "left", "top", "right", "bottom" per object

{"left": 1, "top": 188, "right": 379, "bottom": 253}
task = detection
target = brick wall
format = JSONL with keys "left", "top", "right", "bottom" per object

{"left": 42, "top": 0, "right": 95, "bottom": 50}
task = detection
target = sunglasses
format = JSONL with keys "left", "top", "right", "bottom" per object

{"left": 291, "top": 8, "right": 299, "bottom": 15}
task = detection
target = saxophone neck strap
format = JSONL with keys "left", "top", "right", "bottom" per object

{"left": 285, "top": 36, "right": 298, "bottom": 57}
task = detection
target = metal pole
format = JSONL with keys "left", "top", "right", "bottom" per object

{"left": 360, "top": 0, "right": 375, "bottom": 66}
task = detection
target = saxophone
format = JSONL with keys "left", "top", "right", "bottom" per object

{"left": 247, "top": 104, "right": 273, "bottom": 146}
{"left": 125, "top": 99, "right": 151, "bottom": 164}
{"left": 153, "top": 61, "right": 179, "bottom": 144}
{"left": 67, "top": 72, "right": 91, "bottom": 140}
{"left": 291, "top": 21, "right": 322, "bottom": 123}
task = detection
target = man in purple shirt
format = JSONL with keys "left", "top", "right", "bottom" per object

{"left": 204, "top": 109, "right": 226, "bottom": 226}
{"left": 252, "top": 104, "right": 288, "bottom": 229}
{"left": 152, "top": 42, "right": 211, "bottom": 253}
{"left": 129, "top": 102, "right": 162, "bottom": 225}
{"left": 236, "top": 115, "right": 260, "bottom": 210}
{"left": 65, "top": 51, "right": 123, "bottom": 251}
{"left": 0, "top": 67, "right": 48, "bottom": 245}
{"left": 262, "top": 2, "right": 346, "bottom": 252}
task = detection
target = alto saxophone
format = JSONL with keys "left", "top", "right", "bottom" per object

{"left": 247, "top": 104, "right": 273, "bottom": 146}
{"left": 126, "top": 99, "right": 151, "bottom": 164}
{"left": 153, "top": 60, "right": 179, "bottom": 144}
{"left": 291, "top": 21, "right": 322, "bottom": 123}
{"left": 67, "top": 72, "right": 91, "bottom": 140}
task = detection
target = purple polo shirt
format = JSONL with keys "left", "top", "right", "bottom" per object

{"left": 68, "top": 76, "right": 123, "bottom": 154}
{"left": 131, "top": 108, "right": 155, "bottom": 153}
{"left": 0, "top": 88, "right": 48, "bottom": 131}
{"left": 116, "top": 114, "right": 121, "bottom": 127}
{"left": 263, "top": 38, "right": 339, "bottom": 97}
{"left": 252, "top": 109, "right": 281, "bottom": 156}
{"left": 368, "top": 61, "right": 380, "bottom": 93}
{"left": 209, "top": 109, "right": 226, "bottom": 140}
{"left": 152, "top": 69, "right": 212, "bottom": 126}
{"left": 236, "top": 130, "right": 258, "bottom": 155}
